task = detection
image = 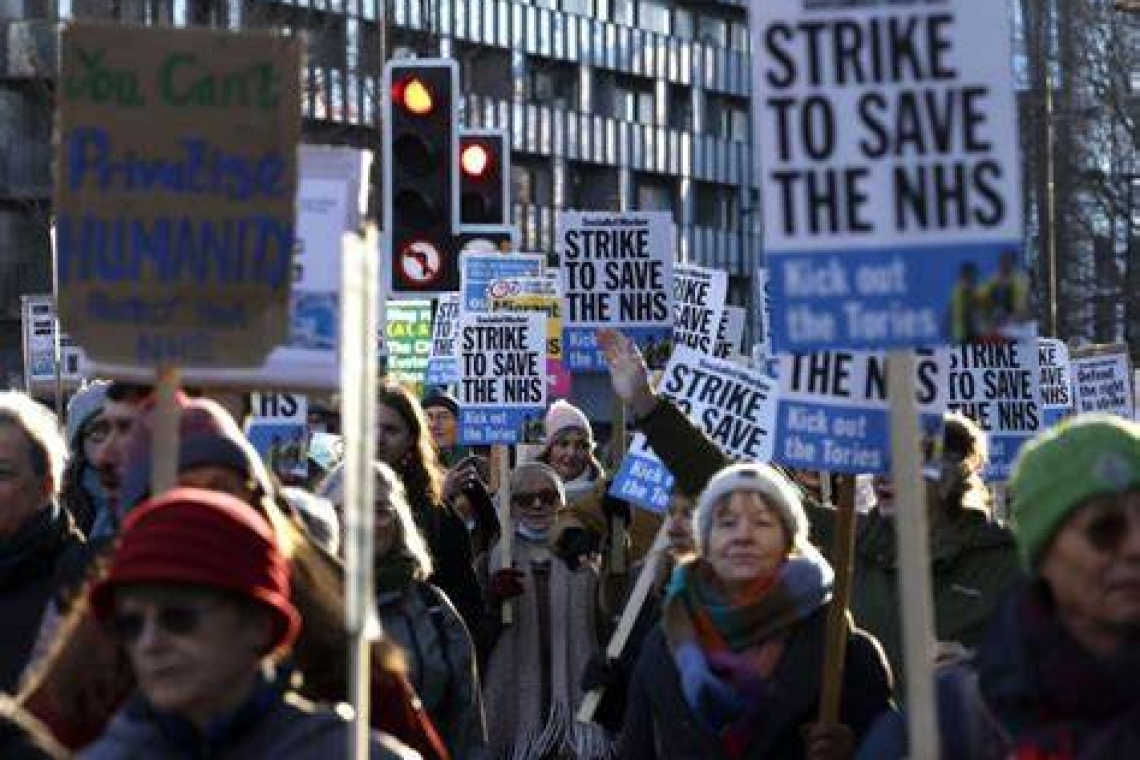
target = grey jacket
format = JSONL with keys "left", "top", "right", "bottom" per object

{"left": 378, "top": 581, "right": 487, "bottom": 760}
{"left": 79, "top": 692, "right": 420, "bottom": 760}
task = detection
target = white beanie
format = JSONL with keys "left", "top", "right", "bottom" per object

{"left": 694, "top": 463, "right": 808, "bottom": 551}
{"left": 543, "top": 400, "right": 593, "bottom": 445}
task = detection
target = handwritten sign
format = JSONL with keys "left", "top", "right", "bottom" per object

{"left": 56, "top": 24, "right": 302, "bottom": 367}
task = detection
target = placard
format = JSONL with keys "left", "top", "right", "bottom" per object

{"left": 773, "top": 350, "right": 948, "bottom": 475}
{"left": 460, "top": 252, "right": 544, "bottom": 312}
{"left": 714, "top": 305, "right": 747, "bottom": 361}
{"left": 457, "top": 312, "right": 547, "bottom": 445}
{"left": 673, "top": 263, "right": 728, "bottom": 356}
{"left": 945, "top": 341, "right": 1042, "bottom": 481}
{"left": 385, "top": 300, "right": 432, "bottom": 393}
{"left": 1038, "top": 338, "right": 1073, "bottom": 426}
{"left": 559, "top": 211, "right": 674, "bottom": 371}
{"left": 246, "top": 393, "right": 308, "bottom": 480}
{"left": 56, "top": 24, "right": 302, "bottom": 366}
{"left": 425, "top": 293, "right": 460, "bottom": 387}
{"left": 751, "top": 0, "right": 1026, "bottom": 351}
{"left": 1071, "top": 345, "right": 1134, "bottom": 420}
{"left": 611, "top": 348, "right": 777, "bottom": 512}
{"left": 490, "top": 276, "right": 571, "bottom": 399}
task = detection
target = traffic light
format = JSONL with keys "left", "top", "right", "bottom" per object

{"left": 384, "top": 59, "right": 459, "bottom": 294}
{"left": 458, "top": 129, "right": 509, "bottom": 229}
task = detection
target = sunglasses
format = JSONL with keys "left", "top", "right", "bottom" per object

{"left": 1081, "top": 502, "right": 1140, "bottom": 554}
{"left": 512, "top": 488, "right": 560, "bottom": 507}
{"left": 111, "top": 603, "right": 219, "bottom": 643}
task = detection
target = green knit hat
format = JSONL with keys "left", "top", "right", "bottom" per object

{"left": 1010, "top": 413, "right": 1140, "bottom": 568}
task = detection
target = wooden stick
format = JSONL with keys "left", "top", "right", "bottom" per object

{"left": 888, "top": 350, "right": 940, "bottom": 760}
{"left": 577, "top": 519, "right": 671, "bottom": 723}
{"left": 496, "top": 444, "right": 514, "bottom": 625}
{"left": 818, "top": 475, "right": 857, "bottom": 724}
{"left": 607, "top": 401, "right": 629, "bottom": 576}
{"left": 151, "top": 366, "right": 181, "bottom": 495}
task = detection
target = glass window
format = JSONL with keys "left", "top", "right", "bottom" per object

{"left": 638, "top": 0, "right": 670, "bottom": 36}
{"left": 696, "top": 14, "right": 726, "bottom": 48}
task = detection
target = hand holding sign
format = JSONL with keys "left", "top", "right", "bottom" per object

{"left": 598, "top": 328, "right": 656, "bottom": 418}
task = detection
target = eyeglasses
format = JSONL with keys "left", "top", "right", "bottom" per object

{"left": 111, "top": 603, "right": 220, "bottom": 644}
{"left": 1081, "top": 501, "right": 1140, "bottom": 554}
{"left": 511, "top": 489, "right": 560, "bottom": 507}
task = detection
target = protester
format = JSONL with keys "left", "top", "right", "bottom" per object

{"left": 79, "top": 487, "right": 420, "bottom": 759}
{"left": 376, "top": 382, "right": 483, "bottom": 632}
{"left": 21, "top": 396, "right": 447, "bottom": 760}
{"left": 480, "top": 462, "right": 601, "bottom": 758}
{"left": 0, "top": 392, "right": 84, "bottom": 693}
{"left": 616, "top": 463, "right": 892, "bottom": 760}
{"left": 858, "top": 414, "right": 1140, "bottom": 759}
{"left": 370, "top": 462, "right": 487, "bottom": 760}
{"left": 597, "top": 328, "right": 1020, "bottom": 686}
{"left": 83, "top": 383, "right": 149, "bottom": 518}
{"left": 441, "top": 456, "right": 500, "bottom": 562}
{"left": 58, "top": 381, "right": 110, "bottom": 538}
{"left": 422, "top": 390, "right": 467, "bottom": 469}
{"left": 0, "top": 694, "right": 70, "bottom": 760}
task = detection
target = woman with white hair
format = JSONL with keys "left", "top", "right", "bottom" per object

{"left": 369, "top": 462, "right": 487, "bottom": 760}
{"left": 616, "top": 463, "right": 892, "bottom": 760}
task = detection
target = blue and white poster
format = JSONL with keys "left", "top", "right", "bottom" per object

{"left": 457, "top": 312, "right": 547, "bottom": 445}
{"left": 426, "top": 294, "right": 460, "bottom": 387}
{"left": 773, "top": 350, "right": 949, "bottom": 476}
{"left": 1038, "top": 338, "right": 1073, "bottom": 427}
{"left": 611, "top": 347, "right": 777, "bottom": 512}
{"left": 559, "top": 211, "right": 674, "bottom": 372}
{"left": 751, "top": 0, "right": 1027, "bottom": 352}
{"left": 945, "top": 341, "right": 1042, "bottom": 481}
{"left": 246, "top": 393, "right": 309, "bottom": 481}
{"left": 460, "top": 252, "right": 544, "bottom": 313}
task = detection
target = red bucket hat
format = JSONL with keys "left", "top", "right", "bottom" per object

{"left": 90, "top": 487, "right": 300, "bottom": 653}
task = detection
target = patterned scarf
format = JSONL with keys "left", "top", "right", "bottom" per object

{"left": 662, "top": 547, "right": 834, "bottom": 735}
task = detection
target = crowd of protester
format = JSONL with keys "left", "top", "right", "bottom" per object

{"left": 0, "top": 328, "right": 1136, "bottom": 759}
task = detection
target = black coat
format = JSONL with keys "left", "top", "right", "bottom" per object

{"left": 617, "top": 606, "right": 893, "bottom": 760}
{"left": 410, "top": 495, "right": 485, "bottom": 635}
{"left": 0, "top": 505, "right": 85, "bottom": 692}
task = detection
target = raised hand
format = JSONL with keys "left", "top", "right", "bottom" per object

{"left": 597, "top": 328, "right": 656, "bottom": 418}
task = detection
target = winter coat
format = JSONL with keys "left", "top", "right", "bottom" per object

{"left": 638, "top": 398, "right": 1019, "bottom": 685}
{"left": 0, "top": 504, "right": 85, "bottom": 692}
{"left": 378, "top": 581, "right": 487, "bottom": 760}
{"left": 617, "top": 607, "right": 892, "bottom": 760}
{"left": 553, "top": 478, "right": 664, "bottom": 563}
{"left": 409, "top": 493, "right": 484, "bottom": 635}
{"left": 79, "top": 691, "right": 421, "bottom": 760}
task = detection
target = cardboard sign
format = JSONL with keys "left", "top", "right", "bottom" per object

{"left": 1038, "top": 338, "right": 1073, "bottom": 426}
{"left": 751, "top": 0, "right": 1026, "bottom": 351}
{"left": 773, "top": 350, "right": 949, "bottom": 475}
{"left": 56, "top": 24, "right": 302, "bottom": 367}
{"left": 246, "top": 393, "right": 308, "bottom": 480}
{"left": 385, "top": 301, "right": 433, "bottom": 393}
{"left": 559, "top": 211, "right": 675, "bottom": 371}
{"left": 20, "top": 295, "right": 85, "bottom": 391}
{"left": 490, "top": 276, "right": 571, "bottom": 399}
{"left": 457, "top": 312, "right": 547, "bottom": 445}
{"left": 714, "top": 305, "right": 747, "bottom": 361}
{"left": 945, "top": 341, "right": 1042, "bottom": 481}
{"left": 673, "top": 263, "right": 728, "bottom": 356}
{"left": 460, "top": 252, "right": 544, "bottom": 312}
{"left": 426, "top": 294, "right": 460, "bottom": 387}
{"left": 611, "top": 348, "right": 778, "bottom": 512}
{"left": 1072, "top": 345, "right": 1134, "bottom": 420}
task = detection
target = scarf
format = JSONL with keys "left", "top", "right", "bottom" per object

{"left": 0, "top": 501, "right": 67, "bottom": 588}
{"left": 373, "top": 550, "right": 421, "bottom": 595}
{"left": 662, "top": 549, "right": 834, "bottom": 736}
{"left": 562, "top": 469, "right": 597, "bottom": 504}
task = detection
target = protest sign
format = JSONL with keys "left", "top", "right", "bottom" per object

{"left": 20, "top": 295, "right": 85, "bottom": 392}
{"left": 385, "top": 300, "right": 432, "bottom": 392}
{"left": 673, "top": 263, "right": 728, "bottom": 355}
{"left": 56, "top": 24, "right": 302, "bottom": 367}
{"left": 490, "top": 276, "right": 571, "bottom": 399}
{"left": 1038, "top": 338, "right": 1073, "bottom": 426}
{"left": 559, "top": 211, "right": 674, "bottom": 371}
{"left": 457, "top": 312, "right": 547, "bottom": 445}
{"left": 461, "top": 252, "right": 544, "bottom": 312}
{"left": 774, "top": 350, "right": 948, "bottom": 475}
{"left": 426, "top": 294, "right": 460, "bottom": 387}
{"left": 945, "top": 341, "right": 1042, "bottom": 480}
{"left": 751, "top": 0, "right": 1026, "bottom": 352}
{"left": 611, "top": 348, "right": 777, "bottom": 512}
{"left": 1071, "top": 345, "right": 1134, "bottom": 419}
{"left": 714, "top": 305, "right": 747, "bottom": 361}
{"left": 246, "top": 393, "right": 308, "bottom": 480}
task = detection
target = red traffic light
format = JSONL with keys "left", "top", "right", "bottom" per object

{"left": 460, "top": 143, "right": 492, "bottom": 178}
{"left": 392, "top": 76, "right": 434, "bottom": 115}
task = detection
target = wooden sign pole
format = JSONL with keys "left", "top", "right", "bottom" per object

{"left": 818, "top": 475, "right": 856, "bottom": 724}
{"left": 151, "top": 365, "right": 181, "bottom": 495}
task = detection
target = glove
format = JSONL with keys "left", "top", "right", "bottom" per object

{"left": 487, "top": 567, "right": 525, "bottom": 603}
{"left": 579, "top": 653, "right": 623, "bottom": 692}
{"left": 554, "top": 527, "right": 601, "bottom": 571}
{"left": 802, "top": 721, "right": 855, "bottom": 760}
{"left": 675, "top": 644, "right": 742, "bottom": 731}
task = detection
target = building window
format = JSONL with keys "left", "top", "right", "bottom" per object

{"left": 636, "top": 173, "right": 678, "bottom": 223}
{"left": 638, "top": 1, "right": 671, "bottom": 36}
